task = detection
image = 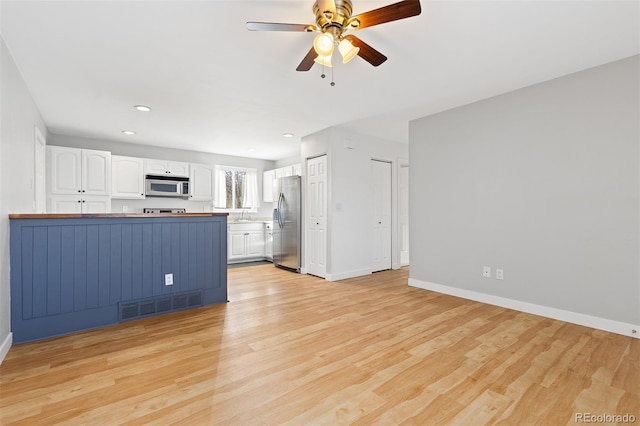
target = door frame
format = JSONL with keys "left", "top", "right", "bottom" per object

{"left": 398, "top": 159, "right": 409, "bottom": 267}
{"left": 34, "top": 126, "right": 46, "bottom": 213}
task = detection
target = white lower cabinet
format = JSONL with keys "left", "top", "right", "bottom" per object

{"left": 227, "top": 223, "right": 266, "bottom": 263}
{"left": 265, "top": 222, "right": 273, "bottom": 260}
{"left": 49, "top": 195, "right": 111, "bottom": 213}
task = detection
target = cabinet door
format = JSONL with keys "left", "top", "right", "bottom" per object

{"left": 82, "top": 150, "right": 111, "bottom": 196}
{"left": 263, "top": 169, "right": 275, "bottom": 203}
{"left": 228, "top": 231, "right": 248, "bottom": 260}
{"left": 246, "top": 230, "right": 265, "bottom": 257}
{"left": 48, "top": 146, "right": 82, "bottom": 194}
{"left": 48, "top": 195, "right": 83, "bottom": 213}
{"left": 83, "top": 197, "right": 111, "bottom": 213}
{"left": 112, "top": 156, "right": 145, "bottom": 199}
{"left": 190, "top": 164, "right": 214, "bottom": 201}
{"left": 168, "top": 162, "right": 190, "bottom": 177}
{"left": 145, "top": 159, "right": 168, "bottom": 175}
{"left": 48, "top": 195, "right": 111, "bottom": 213}
{"left": 265, "top": 224, "right": 273, "bottom": 260}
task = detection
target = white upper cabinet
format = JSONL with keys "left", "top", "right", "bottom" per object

{"left": 112, "top": 155, "right": 145, "bottom": 199}
{"left": 189, "top": 163, "right": 214, "bottom": 201}
{"left": 48, "top": 146, "right": 110, "bottom": 196}
{"left": 263, "top": 164, "right": 301, "bottom": 203}
{"left": 262, "top": 169, "right": 275, "bottom": 203}
{"left": 145, "top": 159, "right": 190, "bottom": 177}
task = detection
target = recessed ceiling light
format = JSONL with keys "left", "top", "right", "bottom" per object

{"left": 283, "top": 132, "right": 294, "bottom": 138}
{"left": 122, "top": 130, "right": 136, "bottom": 135}
{"left": 248, "top": 148, "right": 256, "bottom": 152}
{"left": 133, "top": 105, "right": 152, "bottom": 112}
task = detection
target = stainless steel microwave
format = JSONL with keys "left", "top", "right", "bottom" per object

{"left": 145, "top": 175, "right": 190, "bottom": 198}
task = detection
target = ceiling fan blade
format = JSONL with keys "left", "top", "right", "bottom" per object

{"left": 247, "top": 22, "right": 316, "bottom": 32}
{"left": 315, "top": 0, "right": 337, "bottom": 19}
{"left": 296, "top": 47, "right": 317, "bottom": 71}
{"left": 343, "top": 35, "right": 387, "bottom": 66}
{"left": 349, "top": 0, "right": 421, "bottom": 30}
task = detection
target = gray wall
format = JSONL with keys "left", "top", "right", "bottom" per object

{"left": 408, "top": 55, "right": 639, "bottom": 326}
{"left": 0, "top": 36, "right": 49, "bottom": 361}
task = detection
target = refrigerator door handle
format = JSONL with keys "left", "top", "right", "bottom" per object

{"left": 277, "top": 193, "right": 285, "bottom": 228}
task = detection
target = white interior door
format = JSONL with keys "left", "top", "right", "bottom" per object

{"left": 306, "top": 155, "right": 327, "bottom": 278}
{"left": 372, "top": 160, "right": 392, "bottom": 272}
{"left": 399, "top": 163, "right": 410, "bottom": 266}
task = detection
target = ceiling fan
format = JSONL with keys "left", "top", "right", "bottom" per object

{"left": 247, "top": 0, "right": 421, "bottom": 72}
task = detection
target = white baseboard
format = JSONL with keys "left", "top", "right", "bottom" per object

{"left": 326, "top": 268, "right": 372, "bottom": 282}
{"left": 0, "top": 332, "right": 12, "bottom": 365}
{"left": 409, "top": 278, "right": 639, "bottom": 339}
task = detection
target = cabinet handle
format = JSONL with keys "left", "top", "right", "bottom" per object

{"left": 82, "top": 190, "right": 85, "bottom": 193}
{"left": 77, "top": 190, "right": 81, "bottom": 193}
{"left": 77, "top": 200, "right": 81, "bottom": 203}
{"left": 244, "top": 233, "right": 249, "bottom": 235}
{"left": 82, "top": 200, "right": 86, "bottom": 203}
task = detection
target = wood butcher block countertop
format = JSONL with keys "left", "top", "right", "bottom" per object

{"left": 9, "top": 213, "right": 229, "bottom": 219}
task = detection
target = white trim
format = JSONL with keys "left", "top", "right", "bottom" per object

{"left": 0, "top": 332, "right": 12, "bottom": 365}
{"left": 34, "top": 125, "right": 46, "bottom": 213}
{"left": 326, "top": 268, "right": 371, "bottom": 282}
{"left": 409, "top": 278, "right": 640, "bottom": 339}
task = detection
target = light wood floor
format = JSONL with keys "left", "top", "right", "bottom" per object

{"left": 1, "top": 265, "right": 638, "bottom": 425}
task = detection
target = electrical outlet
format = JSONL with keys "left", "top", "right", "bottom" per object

{"left": 483, "top": 266, "right": 491, "bottom": 278}
{"left": 164, "top": 273, "right": 173, "bottom": 286}
{"left": 496, "top": 269, "right": 504, "bottom": 280}
{"left": 122, "top": 205, "right": 128, "bottom": 212}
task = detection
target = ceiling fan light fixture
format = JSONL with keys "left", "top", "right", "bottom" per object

{"left": 313, "top": 32, "right": 335, "bottom": 56}
{"left": 314, "top": 53, "right": 333, "bottom": 67}
{"left": 338, "top": 38, "right": 359, "bottom": 64}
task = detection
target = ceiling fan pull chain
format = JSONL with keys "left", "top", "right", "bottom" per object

{"left": 330, "top": 66, "right": 335, "bottom": 87}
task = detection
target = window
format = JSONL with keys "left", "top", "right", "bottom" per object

{"left": 214, "top": 166, "right": 260, "bottom": 211}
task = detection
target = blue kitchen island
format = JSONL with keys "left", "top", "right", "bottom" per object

{"left": 9, "top": 212, "right": 228, "bottom": 343}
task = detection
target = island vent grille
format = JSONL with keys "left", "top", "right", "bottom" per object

{"left": 119, "top": 291, "right": 203, "bottom": 321}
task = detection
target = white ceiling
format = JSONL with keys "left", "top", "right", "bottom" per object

{"left": 1, "top": 0, "right": 638, "bottom": 161}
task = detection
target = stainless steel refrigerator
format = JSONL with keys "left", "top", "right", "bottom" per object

{"left": 273, "top": 175, "right": 301, "bottom": 272}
